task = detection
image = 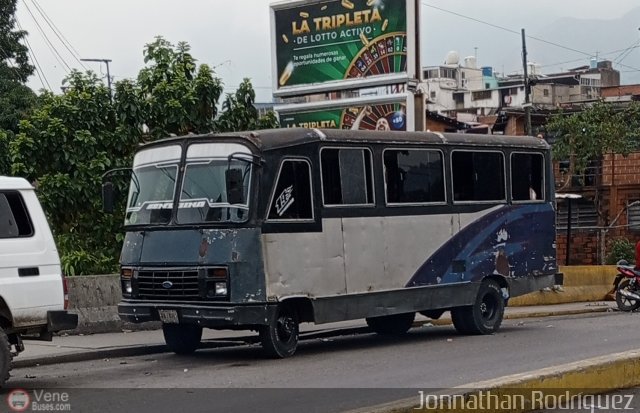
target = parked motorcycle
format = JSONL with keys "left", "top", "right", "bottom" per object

{"left": 614, "top": 260, "right": 640, "bottom": 311}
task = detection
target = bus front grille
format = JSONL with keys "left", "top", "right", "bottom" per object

{"left": 136, "top": 270, "right": 201, "bottom": 300}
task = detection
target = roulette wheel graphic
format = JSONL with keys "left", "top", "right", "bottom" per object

{"left": 341, "top": 103, "right": 406, "bottom": 131}
{"left": 345, "top": 32, "right": 407, "bottom": 80}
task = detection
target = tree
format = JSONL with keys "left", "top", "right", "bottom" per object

{"left": 0, "top": 0, "right": 34, "bottom": 82}
{"left": 136, "top": 37, "right": 223, "bottom": 139}
{"left": 10, "top": 71, "right": 136, "bottom": 275}
{"left": 9, "top": 37, "right": 278, "bottom": 275}
{"left": 0, "top": 0, "right": 37, "bottom": 174}
{"left": 547, "top": 101, "right": 640, "bottom": 188}
{"left": 216, "top": 78, "right": 279, "bottom": 132}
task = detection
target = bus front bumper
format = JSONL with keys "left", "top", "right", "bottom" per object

{"left": 118, "top": 301, "right": 275, "bottom": 328}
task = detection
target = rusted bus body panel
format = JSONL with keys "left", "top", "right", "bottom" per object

{"left": 120, "top": 228, "right": 265, "bottom": 303}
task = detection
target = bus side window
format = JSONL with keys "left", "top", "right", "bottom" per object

{"left": 511, "top": 153, "right": 544, "bottom": 202}
{"left": 267, "top": 160, "right": 313, "bottom": 221}
{"left": 321, "top": 148, "right": 374, "bottom": 206}
{"left": 383, "top": 149, "right": 445, "bottom": 204}
{"left": 452, "top": 151, "right": 505, "bottom": 202}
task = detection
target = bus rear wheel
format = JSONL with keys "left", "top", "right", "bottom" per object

{"left": 366, "top": 312, "right": 415, "bottom": 336}
{"left": 260, "top": 305, "right": 299, "bottom": 358}
{"left": 162, "top": 324, "right": 202, "bottom": 355}
{"left": 452, "top": 280, "right": 504, "bottom": 335}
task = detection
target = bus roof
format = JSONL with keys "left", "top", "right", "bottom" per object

{"left": 139, "top": 129, "right": 550, "bottom": 153}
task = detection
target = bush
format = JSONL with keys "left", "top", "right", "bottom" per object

{"left": 606, "top": 238, "right": 636, "bottom": 265}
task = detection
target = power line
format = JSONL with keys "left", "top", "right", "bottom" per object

{"left": 21, "top": 0, "right": 72, "bottom": 73}
{"left": 27, "top": 0, "right": 86, "bottom": 70}
{"left": 422, "top": 2, "right": 640, "bottom": 73}
{"left": 15, "top": 16, "right": 51, "bottom": 91}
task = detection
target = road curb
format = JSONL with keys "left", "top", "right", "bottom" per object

{"left": 347, "top": 349, "right": 640, "bottom": 413}
{"left": 13, "top": 305, "right": 614, "bottom": 369}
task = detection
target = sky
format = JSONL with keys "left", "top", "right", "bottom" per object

{"left": 14, "top": 0, "right": 640, "bottom": 102}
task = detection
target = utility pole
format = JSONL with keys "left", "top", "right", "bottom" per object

{"left": 521, "top": 29, "right": 532, "bottom": 136}
{"left": 80, "top": 58, "right": 113, "bottom": 98}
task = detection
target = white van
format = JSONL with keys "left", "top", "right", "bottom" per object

{"left": 0, "top": 176, "right": 77, "bottom": 386}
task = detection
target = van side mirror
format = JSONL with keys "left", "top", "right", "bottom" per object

{"left": 102, "top": 182, "right": 115, "bottom": 214}
{"left": 226, "top": 169, "right": 245, "bottom": 205}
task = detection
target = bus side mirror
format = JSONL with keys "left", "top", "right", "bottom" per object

{"left": 103, "top": 182, "right": 115, "bottom": 214}
{"left": 226, "top": 169, "right": 245, "bottom": 205}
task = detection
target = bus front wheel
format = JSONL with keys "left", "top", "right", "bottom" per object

{"left": 451, "top": 280, "right": 504, "bottom": 335}
{"left": 162, "top": 323, "right": 202, "bottom": 355}
{"left": 260, "top": 305, "right": 299, "bottom": 358}
{"left": 366, "top": 312, "right": 416, "bottom": 336}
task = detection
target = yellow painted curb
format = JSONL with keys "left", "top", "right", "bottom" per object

{"left": 350, "top": 349, "right": 640, "bottom": 413}
{"left": 510, "top": 266, "right": 619, "bottom": 306}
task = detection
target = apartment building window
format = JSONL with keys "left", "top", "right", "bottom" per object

{"left": 453, "top": 93, "right": 464, "bottom": 104}
{"left": 472, "top": 90, "right": 492, "bottom": 101}
{"left": 440, "top": 68, "right": 456, "bottom": 79}
{"left": 424, "top": 69, "right": 438, "bottom": 79}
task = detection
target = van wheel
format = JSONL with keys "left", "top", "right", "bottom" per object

{"left": 259, "top": 305, "right": 299, "bottom": 358}
{"left": 0, "top": 328, "right": 11, "bottom": 387}
{"left": 366, "top": 312, "right": 416, "bottom": 336}
{"left": 162, "top": 324, "right": 202, "bottom": 355}
{"left": 452, "top": 280, "right": 504, "bottom": 335}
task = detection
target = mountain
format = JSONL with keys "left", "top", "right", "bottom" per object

{"left": 529, "top": 7, "right": 640, "bottom": 84}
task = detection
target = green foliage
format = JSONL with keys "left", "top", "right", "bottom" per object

{"left": 548, "top": 101, "right": 640, "bottom": 178}
{"left": 216, "top": 79, "right": 279, "bottom": 132}
{"left": 0, "top": 0, "right": 34, "bottom": 82}
{"left": 0, "top": 130, "right": 9, "bottom": 175}
{"left": 606, "top": 237, "right": 636, "bottom": 265}
{"left": 8, "top": 37, "right": 278, "bottom": 275}
{"left": 0, "top": 0, "right": 38, "bottom": 173}
{"left": 136, "top": 37, "right": 223, "bottom": 139}
{"left": 10, "top": 71, "right": 130, "bottom": 275}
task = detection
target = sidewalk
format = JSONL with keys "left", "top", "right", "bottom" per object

{"left": 14, "top": 301, "right": 615, "bottom": 369}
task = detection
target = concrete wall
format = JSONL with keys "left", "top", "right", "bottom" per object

{"left": 67, "top": 275, "right": 158, "bottom": 334}
{"left": 68, "top": 266, "right": 618, "bottom": 334}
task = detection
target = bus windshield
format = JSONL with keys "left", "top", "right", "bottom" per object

{"left": 124, "top": 142, "right": 254, "bottom": 226}
{"left": 177, "top": 158, "right": 251, "bottom": 224}
{"left": 125, "top": 145, "right": 182, "bottom": 226}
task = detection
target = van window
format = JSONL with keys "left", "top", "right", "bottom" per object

{"left": 384, "top": 149, "right": 445, "bottom": 204}
{"left": 511, "top": 153, "right": 544, "bottom": 201}
{"left": 452, "top": 151, "right": 505, "bottom": 202}
{"left": 321, "top": 148, "right": 374, "bottom": 206}
{"left": 0, "top": 192, "right": 34, "bottom": 238}
{"left": 268, "top": 160, "right": 313, "bottom": 221}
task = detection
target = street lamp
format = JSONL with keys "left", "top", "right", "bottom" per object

{"left": 80, "top": 58, "right": 113, "bottom": 97}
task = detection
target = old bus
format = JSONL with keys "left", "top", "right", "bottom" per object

{"left": 104, "top": 128, "right": 558, "bottom": 358}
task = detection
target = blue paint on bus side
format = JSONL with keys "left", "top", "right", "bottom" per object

{"left": 407, "top": 203, "right": 557, "bottom": 287}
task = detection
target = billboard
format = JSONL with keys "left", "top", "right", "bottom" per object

{"left": 271, "top": 0, "right": 415, "bottom": 96}
{"left": 279, "top": 102, "right": 407, "bottom": 131}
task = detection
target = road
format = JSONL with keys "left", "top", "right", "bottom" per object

{"left": 7, "top": 311, "right": 640, "bottom": 413}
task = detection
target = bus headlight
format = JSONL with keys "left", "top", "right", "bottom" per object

{"left": 123, "top": 279, "right": 133, "bottom": 294}
{"left": 215, "top": 282, "right": 228, "bottom": 296}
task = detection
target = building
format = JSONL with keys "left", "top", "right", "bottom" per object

{"left": 421, "top": 55, "right": 621, "bottom": 135}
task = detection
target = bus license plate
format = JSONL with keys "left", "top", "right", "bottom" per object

{"left": 158, "top": 310, "right": 179, "bottom": 324}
